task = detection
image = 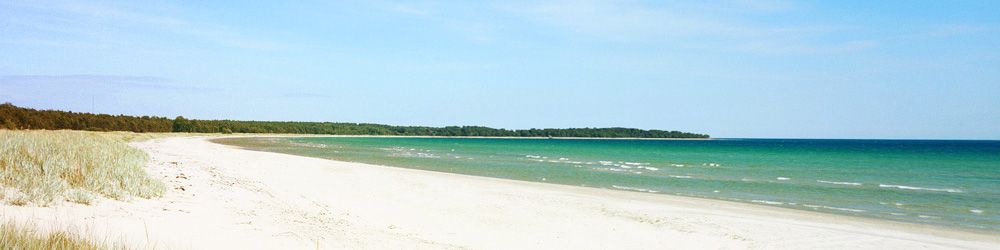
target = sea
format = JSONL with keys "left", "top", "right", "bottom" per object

{"left": 214, "top": 137, "right": 1000, "bottom": 232}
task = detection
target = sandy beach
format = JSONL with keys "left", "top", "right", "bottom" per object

{"left": 3, "top": 136, "right": 998, "bottom": 249}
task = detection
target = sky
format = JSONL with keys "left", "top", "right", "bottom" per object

{"left": 1, "top": 0, "right": 998, "bottom": 139}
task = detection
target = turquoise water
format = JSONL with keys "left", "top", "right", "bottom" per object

{"left": 216, "top": 137, "right": 1000, "bottom": 232}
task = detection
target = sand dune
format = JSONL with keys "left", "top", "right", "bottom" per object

{"left": 3, "top": 136, "right": 997, "bottom": 249}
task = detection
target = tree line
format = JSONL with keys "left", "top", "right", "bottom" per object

{"left": 1, "top": 103, "right": 709, "bottom": 138}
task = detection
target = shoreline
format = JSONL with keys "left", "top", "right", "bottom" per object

{"left": 3, "top": 136, "right": 997, "bottom": 249}
{"left": 216, "top": 136, "right": 999, "bottom": 237}
{"left": 220, "top": 134, "right": 713, "bottom": 140}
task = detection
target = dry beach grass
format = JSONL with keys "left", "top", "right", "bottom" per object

{"left": 0, "top": 130, "right": 165, "bottom": 206}
{"left": 0, "top": 221, "right": 108, "bottom": 250}
{"left": 0, "top": 130, "right": 167, "bottom": 249}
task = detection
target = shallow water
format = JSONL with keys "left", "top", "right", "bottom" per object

{"left": 216, "top": 137, "right": 1000, "bottom": 232}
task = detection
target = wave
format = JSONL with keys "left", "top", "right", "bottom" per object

{"left": 288, "top": 142, "right": 329, "bottom": 148}
{"left": 803, "top": 204, "right": 866, "bottom": 213}
{"left": 776, "top": 177, "right": 790, "bottom": 181}
{"left": 817, "top": 180, "right": 862, "bottom": 186}
{"left": 390, "top": 152, "right": 440, "bottom": 158}
{"left": 611, "top": 185, "right": 659, "bottom": 193}
{"left": 668, "top": 175, "right": 692, "bottom": 179}
{"left": 382, "top": 147, "right": 441, "bottom": 158}
{"left": 751, "top": 200, "right": 784, "bottom": 205}
{"left": 878, "top": 184, "right": 963, "bottom": 193}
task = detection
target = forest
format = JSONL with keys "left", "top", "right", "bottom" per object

{"left": 0, "top": 103, "right": 709, "bottom": 138}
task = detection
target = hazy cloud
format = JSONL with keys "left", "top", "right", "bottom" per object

{"left": 3, "top": 0, "right": 284, "bottom": 51}
{"left": 0, "top": 74, "right": 213, "bottom": 92}
{"left": 283, "top": 92, "right": 333, "bottom": 99}
{"left": 501, "top": 0, "right": 875, "bottom": 54}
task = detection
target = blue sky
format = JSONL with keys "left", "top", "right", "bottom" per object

{"left": 1, "top": 0, "right": 998, "bottom": 139}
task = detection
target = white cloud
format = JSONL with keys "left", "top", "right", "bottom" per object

{"left": 501, "top": 0, "right": 875, "bottom": 54}
{"left": 3, "top": 0, "right": 284, "bottom": 51}
{"left": 738, "top": 39, "right": 879, "bottom": 55}
{"left": 0, "top": 74, "right": 212, "bottom": 92}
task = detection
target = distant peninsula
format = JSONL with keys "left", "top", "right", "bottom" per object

{"left": 0, "top": 103, "right": 709, "bottom": 138}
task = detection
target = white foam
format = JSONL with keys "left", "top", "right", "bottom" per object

{"left": 526, "top": 155, "right": 542, "bottom": 159}
{"left": 559, "top": 157, "right": 570, "bottom": 161}
{"left": 383, "top": 147, "right": 441, "bottom": 158}
{"left": 890, "top": 213, "right": 906, "bottom": 216}
{"left": 669, "top": 175, "right": 692, "bottom": 179}
{"left": 802, "top": 204, "right": 865, "bottom": 212}
{"left": 669, "top": 164, "right": 685, "bottom": 167}
{"left": 776, "top": 177, "right": 790, "bottom": 181}
{"left": 970, "top": 209, "right": 984, "bottom": 214}
{"left": 288, "top": 142, "right": 329, "bottom": 148}
{"left": 917, "top": 215, "right": 939, "bottom": 219}
{"left": 821, "top": 206, "right": 865, "bottom": 213}
{"left": 751, "top": 200, "right": 784, "bottom": 205}
{"left": 611, "top": 185, "right": 659, "bottom": 193}
{"left": 640, "top": 166, "right": 659, "bottom": 171}
{"left": 878, "top": 184, "right": 963, "bottom": 193}
{"left": 817, "top": 180, "right": 862, "bottom": 186}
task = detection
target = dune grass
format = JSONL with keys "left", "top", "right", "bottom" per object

{"left": 0, "top": 130, "right": 166, "bottom": 206}
{"left": 0, "top": 221, "right": 108, "bottom": 250}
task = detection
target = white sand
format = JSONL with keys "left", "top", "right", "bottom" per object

{"left": 3, "top": 136, "right": 998, "bottom": 249}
